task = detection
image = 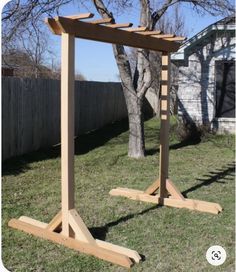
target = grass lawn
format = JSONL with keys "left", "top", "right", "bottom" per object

{"left": 2, "top": 117, "right": 235, "bottom": 272}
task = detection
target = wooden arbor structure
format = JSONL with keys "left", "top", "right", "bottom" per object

{"left": 8, "top": 13, "right": 222, "bottom": 268}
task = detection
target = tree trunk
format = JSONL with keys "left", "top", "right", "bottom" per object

{"left": 127, "top": 96, "right": 145, "bottom": 158}
{"left": 93, "top": 0, "right": 151, "bottom": 158}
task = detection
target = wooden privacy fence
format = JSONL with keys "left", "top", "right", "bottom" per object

{"left": 2, "top": 77, "right": 127, "bottom": 161}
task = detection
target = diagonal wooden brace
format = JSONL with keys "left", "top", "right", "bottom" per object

{"left": 109, "top": 185, "right": 222, "bottom": 215}
{"left": 9, "top": 212, "right": 141, "bottom": 268}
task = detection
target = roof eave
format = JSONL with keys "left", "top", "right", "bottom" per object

{"left": 171, "top": 24, "right": 235, "bottom": 61}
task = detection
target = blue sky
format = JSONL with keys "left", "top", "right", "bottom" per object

{"left": 6, "top": 0, "right": 233, "bottom": 82}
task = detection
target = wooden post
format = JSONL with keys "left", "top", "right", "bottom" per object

{"left": 61, "top": 33, "right": 75, "bottom": 237}
{"left": 159, "top": 52, "right": 171, "bottom": 198}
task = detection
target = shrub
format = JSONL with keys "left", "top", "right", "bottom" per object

{"left": 176, "top": 118, "right": 213, "bottom": 143}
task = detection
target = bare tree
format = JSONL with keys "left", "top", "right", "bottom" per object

{"left": 92, "top": 0, "right": 234, "bottom": 158}
{"left": 2, "top": 0, "right": 234, "bottom": 157}
{"left": 127, "top": 5, "right": 186, "bottom": 116}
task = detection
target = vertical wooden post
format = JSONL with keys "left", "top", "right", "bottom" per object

{"left": 61, "top": 33, "right": 75, "bottom": 236}
{"left": 159, "top": 52, "right": 170, "bottom": 198}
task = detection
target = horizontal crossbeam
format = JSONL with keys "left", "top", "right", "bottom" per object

{"left": 45, "top": 17, "right": 180, "bottom": 52}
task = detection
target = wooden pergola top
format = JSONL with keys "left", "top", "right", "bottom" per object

{"left": 45, "top": 13, "right": 186, "bottom": 52}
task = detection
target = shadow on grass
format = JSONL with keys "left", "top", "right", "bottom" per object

{"left": 145, "top": 137, "right": 201, "bottom": 156}
{"left": 90, "top": 162, "right": 235, "bottom": 241}
{"left": 89, "top": 205, "right": 160, "bottom": 242}
{"left": 2, "top": 118, "right": 129, "bottom": 176}
{"left": 182, "top": 161, "right": 235, "bottom": 197}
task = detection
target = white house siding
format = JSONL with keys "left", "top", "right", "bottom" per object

{"left": 174, "top": 28, "right": 235, "bottom": 134}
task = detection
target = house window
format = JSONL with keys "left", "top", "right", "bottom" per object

{"left": 215, "top": 60, "right": 235, "bottom": 118}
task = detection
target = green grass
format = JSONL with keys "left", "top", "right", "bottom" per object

{"left": 2, "top": 117, "right": 235, "bottom": 272}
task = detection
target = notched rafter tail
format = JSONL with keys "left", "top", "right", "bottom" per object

{"left": 107, "top": 23, "right": 133, "bottom": 29}
{"left": 153, "top": 34, "right": 175, "bottom": 38}
{"left": 88, "top": 18, "right": 114, "bottom": 25}
{"left": 163, "top": 36, "right": 186, "bottom": 41}
{"left": 125, "top": 26, "right": 148, "bottom": 32}
{"left": 138, "top": 30, "right": 162, "bottom": 35}
{"left": 45, "top": 18, "right": 61, "bottom": 35}
{"left": 64, "top": 13, "right": 94, "bottom": 20}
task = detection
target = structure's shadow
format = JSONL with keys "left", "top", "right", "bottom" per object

{"left": 145, "top": 137, "right": 201, "bottom": 156}
{"left": 89, "top": 162, "right": 235, "bottom": 241}
{"left": 182, "top": 162, "right": 235, "bottom": 197}
{"left": 2, "top": 118, "right": 129, "bottom": 176}
{"left": 89, "top": 205, "right": 159, "bottom": 242}
{"left": 74, "top": 118, "right": 129, "bottom": 155}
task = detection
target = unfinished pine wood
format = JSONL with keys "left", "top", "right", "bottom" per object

{"left": 61, "top": 33, "right": 75, "bottom": 237}
{"left": 46, "top": 211, "right": 62, "bottom": 231}
{"left": 144, "top": 179, "right": 160, "bottom": 195}
{"left": 166, "top": 179, "right": 185, "bottom": 200}
{"left": 153, "top": 34, "right": 175, "bottom": 38}
{"left": 161, "top": 85, "right": 168, "bottom": 96}
{"left": 159, "top": 52, "right": 171, "bottom": 198}
{"left": 162, "top": 198, "right": 221, "bottom": 214}
{"left": 109, "top": 188, "right": 222, "bottom": 214}
{"left": 164, "top": 36, "right": 186, "bottom": 41}
{"left": 161, "top": 100, "right": 167, "bottom": 110}
{"left": 125, "top": 27, "right": 148, "bottom": 32}
{"left": 19, "top": 216, "right": 48, "bottom": 229}
{"left": 96, "top": 240, "right": 141, "bottom": 263}
{"left": 8, "top": 219, "right": 134, "bottom": 268}
{"left": 138, "top": 30, "right": 162, "bottom": 35}
{"left": 45, "top": 18, "right": 62, "bottom": 35}
{"left": 89, "top": 18, "right": 113, "bottom": 24}
{"left": 107, "top": 23, "right": 133, "bottom": 28}
{"left": 68, "top": 209, "right": 95, "bottom": 243}
{"left": 110, "top": 188, "right": 159, "bottom": 203}
{"left": 48, "top": 17, "right": 179, "bottom": 52}
{"left": 65, "top": 13, "right": 94, "bottom": 20}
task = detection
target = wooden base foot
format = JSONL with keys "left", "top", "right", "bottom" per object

{"left": 109, "top": 186, "right": 222, "bottom": 214}
{"left": 8, "top": 214, "right": 141, "bottom": 268}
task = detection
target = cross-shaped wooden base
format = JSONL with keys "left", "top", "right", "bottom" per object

{"left": 8, "top": 209, "right": 141, "bottom": 268}
{"left": 110, "top": 179, "right": 222, "bottom": 214}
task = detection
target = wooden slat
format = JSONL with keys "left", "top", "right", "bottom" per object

{"left": 138, "top": 30, "right": 162, "bottom": 35}
{"left": 107, "top": 23, "right": 133, "bottom": 29}
{"left": 125, "top": 27, "right": 148, "bottom": 32}
{"left": 65, "top": 13, "right": 94, "bottom": 20}
{"left": 89, "top": 18, "right": 113, "bottom": 24}
{"left": 153, "top": 34, "right": 175, "bottom": 38}
{"left": 8, "top": 219, "right": 134, "bottom": 268}
{"left": 163, "top": 36, "right": 186, "bottom": 41}
{"left": 50, "top": 17, "right": 179, "bottom": 52}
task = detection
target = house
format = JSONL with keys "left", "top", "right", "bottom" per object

{"left": 2, "top": 50, "right": 54, "bottom": 79}
{"left": 2, "top": 65, "right": 14, "bottom": 76}
{"left": 172, "top": 16, "right": 235, "bottom": 133}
